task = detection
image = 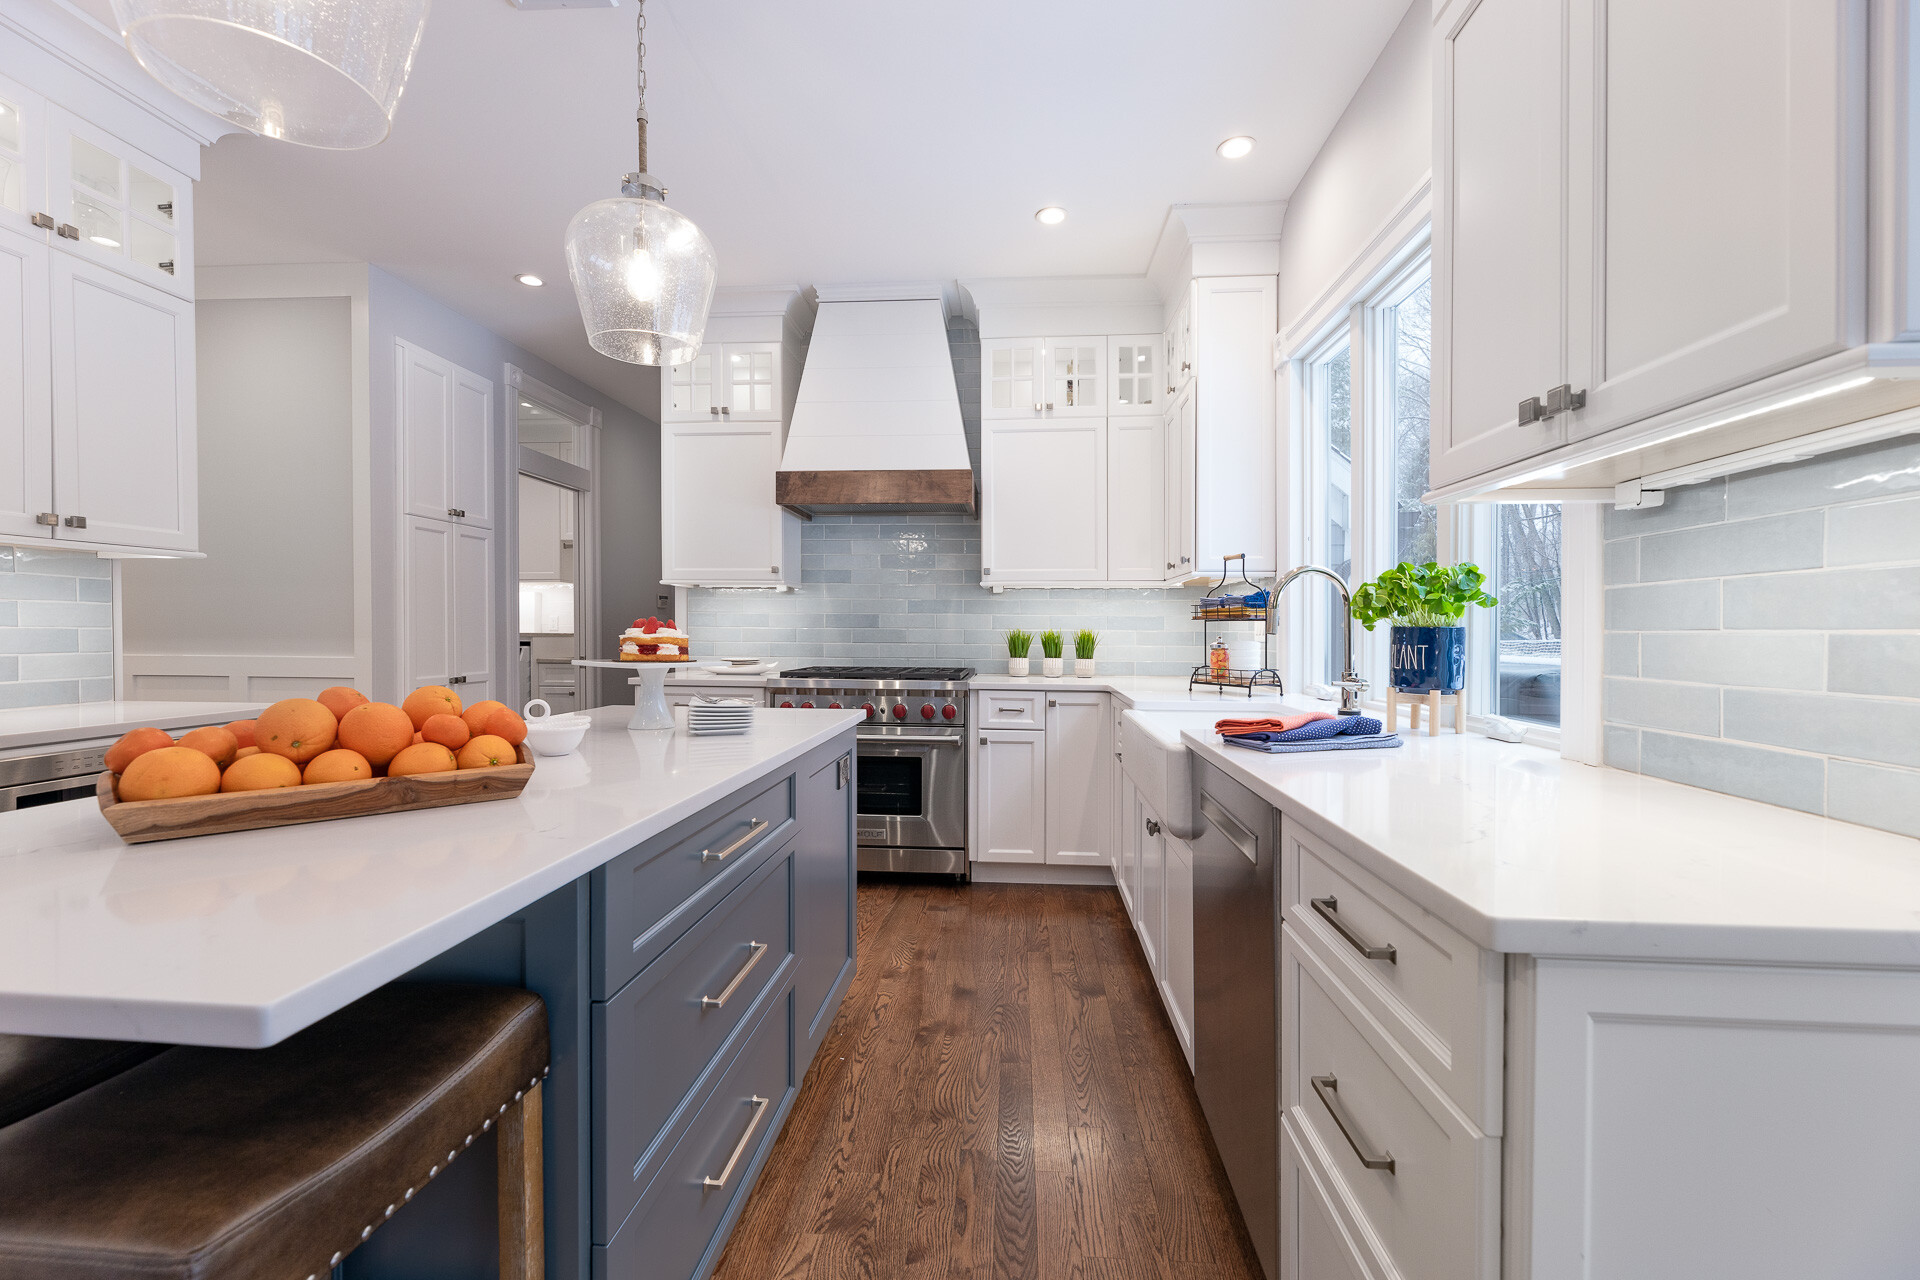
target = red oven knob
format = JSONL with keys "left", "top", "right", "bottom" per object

{"left": 920, "top": 703, "right": 935, "bottom": 720}
{"left": 780, "top": 700, "right": 794, "bottom": 709}
{"left": 828, "top": 701, "right": 842, "bottom": 709}
{"left": 891, "top": 704, "right": 907, "bottom": 720}
{"left": 942, "top": 703, "right": 957, "bottom": 720}
{"left": 801, "top": 701, "right": 815, "bottom": 709}
{"left": 861, "top": 703, "right": 875, "bottom": 719}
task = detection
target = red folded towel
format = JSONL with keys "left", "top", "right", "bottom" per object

{"left": 1215, "top": 711, "right": 1334, "bottom": 736}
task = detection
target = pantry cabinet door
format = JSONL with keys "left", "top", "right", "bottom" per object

{"left": 976, "top": 729, "right": 1045, "bottom": 865}
{"left": 981, "top": 338, "right": 1045, "bottom": 419}
{"left": 48, "top": 253, "right": 195, "bottom": 551}
{"left": 1108, "top": 414, "right": 1168, "bottom": 582}
{"left": 1041, "top": 337, "right": 1105, "bottom": 417}
{"left": 0, "top": 73, "right": 48, "bottom": 241}
{"left": 0, "top": 222, "right": 50, "bottom": 542}
{"left": 1164, "top": 383, "right": 1196, "bottom": 582}
{"left": 1431, "top": 0, "right": 1570, "bottom": 487}
{"left": 452, "top": 523, "right": 494, "bottom": 703}
{"left": 660, "top": 422, "right": 784, "bottom": 585}
{"left": 399, "top": 339, "right": 453, "bottom": 520}
{"left": 1562, "top": 0, "right": 1863, "bottom": 441}
{"left": 980, "top": 419, "right": 1107, "bottom": 584}
{"left": 403, "top": 515, "right": 455, "bottom": 692}
{"left": 450, "top": 367, "right": 493, "bottom": 527}
{"left": 1044, "top": 693, "right": 1109, "bottom": 867}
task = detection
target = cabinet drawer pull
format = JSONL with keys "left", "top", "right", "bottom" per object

{"left": 1310, "top": 1074, "right": 1394, "bottom": 1174}
{"left": 30, "top": 212, "right": 54, "bottom": 231}
{"left": 701, "top": 817, "right": 769, "bottom": 863}
{"left": 1310, "top": 895, "right": 1395, "bottom": 963}
{"left": 701, "top": 940, "right": 769, "bottom": 1008}
{"left": 700, "top": 1094, "right": 770, "bottom": 1188}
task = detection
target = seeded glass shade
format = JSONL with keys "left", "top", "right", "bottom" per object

{"left": 107, "top": 0, "right": 431, "bottom": 149}
{"left": 565, "top": 187, "right": 717, "bottom": 366}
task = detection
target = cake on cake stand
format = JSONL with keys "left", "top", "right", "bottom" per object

{"left": 573, "top": 658, "right": 683, "bottom": 731}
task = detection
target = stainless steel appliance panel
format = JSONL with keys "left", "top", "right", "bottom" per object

{"left": 851, "top": 727, "right": 966, "bottom": 853}
{"left": 0, "top": 744, "right": 110, "bottom": 811}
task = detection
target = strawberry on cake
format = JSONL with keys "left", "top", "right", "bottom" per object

{"left": 618, "top": 617, "right": 692, "bottom": 662}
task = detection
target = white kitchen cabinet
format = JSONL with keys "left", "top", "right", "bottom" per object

{"left": 979, "top": 418, "right": 1107, "bottom": 584}
{"left": 1188, "top": 276, "right": 1277, "bottom": 577}
{"left": 46, "top": 106, "right": 191, "bottom": 301}
{"left": 976, "top": 728, "right": 1046, "bottom": 865}
{"left": 0, "top": 73, "right": 48, "bottom": 241}
{"left": 1165, "top": 291, "right": 1193, "bottom": 396}
{"left": 1112, "top": 763, "right": 1137, "bottom": 915}
{"left": 660, "top": 421, "right": 802, "bottom": 587}
{"left": 399, "top": 339, "right": 493, "bottom": 528}
{"left": 1163, "top": 381, "right": 1196, "bottom": 582}
{"left": 451, "top": 523, "right": 494, "bottom": 703}
{"left": 1106, "top": 414, "right": 1167, "bottom": 582}
{"left": 1043, "top": 692, "right": 1109, "bottom": 866}
{"left": 403, "top": 515, "right": 493, "bottom": 701}
{"left": 1163, "top": 832, "right": 1195, "bottom": 1067}
{"left": 981, "top": 338, "right": 1044, "bottom": 419}
{"left": 518, "top": 473, "right": 564, "bottom": 582}
{"left": 663, "top": 350, "right": 715, "bottom": 422}
{"left": 1279, "top": 1118, "right": 1376, "bottom": 1280}
{"left": 0, "top": 221, "right": 51, "bottom": 543}
{"left": 49, "top": 253, "right": 195, "bottom": 551}
{"left": 1108, "top": 335, "right": 1160, "bottom": 414}
{"left": 719, "top": 342, "right": 781, "bottom": 421}
{"left": 1136, "top": 796, "right": 1165, "bottom": 974}
{"left": 1042, "top": 336, "right": 1104, "bottom": 416}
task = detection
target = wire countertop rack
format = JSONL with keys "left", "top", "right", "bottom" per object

{"left": 1189, "top": 554, "right": 1282, "bottom": 696}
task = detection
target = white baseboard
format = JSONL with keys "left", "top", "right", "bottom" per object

{"left": 969, "top": 862, "right": 1116, "bottom": 887}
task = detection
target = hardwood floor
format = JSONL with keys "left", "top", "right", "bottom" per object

{"left": 711, "top": 880, "right": 1265, "bottom": 1280}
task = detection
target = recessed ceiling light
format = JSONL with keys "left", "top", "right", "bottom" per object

{"left": 515, "top": 273, "right": 544, "bottom": 287}
{"left": 1217, "top": 136, "right": 1256, "bottom": 160}
{"left": 1035, "top": 206, "right": 1066, "bottom": 226}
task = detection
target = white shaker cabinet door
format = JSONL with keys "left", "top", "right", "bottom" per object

{"left": 660, "top": 422, "right": 785, "bottom": 585}
{"left": 1431, "top": 0, "right": 1570, "bottom": 487}
{"left": 452, "top": 522, "right": 494, "bottom": 704}
{"left": 399, "top": 339, "right": 454, "bottom": 521}
{"left": 450, "top": 367, "right": 492, "bottom": 527}
{"left": 1136, "top": 797, "right": 1165, "bottom": 975}
{"left": 975, "top": 729, "right": 1046, "bottom": 865}
{"left": 1164, "top": 383, "right": 1195, "bottom": 583}
{"left": 48, "top": 253, "right": 195, "bottom": 551}
{"left": 980, "top": 418, "right": 1107, "bottom": 584}
{"left": 662, "top": 350, "right": 716, "bottom": 422}
{"left": 1108, "top": 335, "right": 1160, "bottom": 414}
{"left": 718, "top": 342, "right": 782, "bottom": 422}
{"left": 403, "top": 515, "right": 455, "bottom": 692}
{"left": 0, "top": 73, "right": 49, "bottom": 241}
{"left": 0, "top": 222, "right": 50, "bottom": 542}
{"left": 1107, "top": 413, "right": 1167, "bottom": 582}
{"left": 981, "top": 338, "right": 1045, "bottom": 419}
{"left": 518, "top": 474, "right": 564, "bottom": 581}
{"left": 1041, "top": 336, "right": 1105, "bottom": 417}
{"left": 1043, "top": 692, "right": 1109, "bottom": 867}
{"left": 1562, "top": 0, "right": 1861, "bottom": 441}
{"left": 1163, "top": 833, "right": 1195, "bottom": 1068}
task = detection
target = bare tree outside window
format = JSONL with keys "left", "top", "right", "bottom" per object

{"left": 1496, "top": 503, "right": 1562, "bottom": 725}
{"left": 1391, "top": 280, "right": 1437, "bottom": 566}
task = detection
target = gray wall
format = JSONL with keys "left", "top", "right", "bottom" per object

{"left": 1602, "top": 435, "right": 1920, "bottom": 838}
{"left": 687, "top": 315, "right": 1213, "bottom": 676}
{"left": 122, "top": 296, "right": 356, "bottom": 666}
{"left": 0, "top": 547, "right": 113, "bottom": 709}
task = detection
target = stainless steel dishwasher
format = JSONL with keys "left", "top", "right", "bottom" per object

{"left": 1191, "top": 758, "right": 1277, "bottom": 1280}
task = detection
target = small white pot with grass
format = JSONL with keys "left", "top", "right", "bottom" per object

{"left": 1005, "top": 629, "right": 1033, "bottom": 677}
{"left": 1072, "top": 629, "right": 1099, "bottom": 677}
{"left": 1039, "top": 630, "right": 1065, "bottom": 678}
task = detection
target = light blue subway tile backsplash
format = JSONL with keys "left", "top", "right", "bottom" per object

{"left": 1603, "top": 435, "right": 1920, "bottom": 839}
{"left": 0, "top": 548, "right": 113, "bottom": 708}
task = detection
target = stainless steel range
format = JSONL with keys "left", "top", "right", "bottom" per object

{"left": 768, "top": 666, "right": 973, "bottom": 879}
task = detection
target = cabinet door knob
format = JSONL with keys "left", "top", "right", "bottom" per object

{"left": 1044, "top": 402, "right": 1054, "bottom": 411}
{"left": 1517, "top": 396, "right": 1546, "bottom": 425}
{"left": 1167, "top": 562, "right": 1176, "bottom": 571}
{"left": 720, "top": 406, "right": 730, "bottom": 416}
{"left": 29, "top": 212, "right": 54, "bottom": 231}
{"left": 35, "top": 512, "right": 58, "bottom": 526}
{"left": 1543, "top": 383, "right": 1587, "bottom": 415}
{"left": 57, "top": 223, "right": 80, "bottom": 240}
{"left": 62, "top": 515, "right": 86, "bottom": 529}
{"left": 709, "top": 405, "right": 720, "bottom": 416}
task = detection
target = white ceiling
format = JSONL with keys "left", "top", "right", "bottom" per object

{"left": 72, "top": 0, "right": 1410, "bottom": 414}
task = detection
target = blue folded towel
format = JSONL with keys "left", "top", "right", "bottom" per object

{"left": 1223, "top": 731, "right": 1402, "bottom": 754}
{"left": 1227, "top": 715, "right": 1384, "bottom": 744}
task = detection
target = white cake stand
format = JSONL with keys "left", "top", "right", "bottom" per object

{"left": 573, "top": 658, "right": 685, "bottom": 731}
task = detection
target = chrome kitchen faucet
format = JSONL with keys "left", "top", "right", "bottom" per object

{"left": 1268, "top": 565, "right": 1369, "bottom": 715}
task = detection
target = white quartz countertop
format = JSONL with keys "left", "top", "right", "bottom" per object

{"left": 0, "top": 705, "right": 862, "bottom": 1048}
{"left": 0, "top": 701, "right": 264, "bottom": 754}
{"left": 1178, "top": 726, "right": 1920, "bottom": 966}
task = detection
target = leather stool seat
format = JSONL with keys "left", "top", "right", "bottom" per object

{"left": 0, "top": 982, "right": 548, "bottom": 1280}
{"left": 0, "top": 1035, "right": 165, "bottom": 1130}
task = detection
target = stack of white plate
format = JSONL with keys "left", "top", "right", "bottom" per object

{"left": 687, "top": 696, "right": 755, "bottom": 736}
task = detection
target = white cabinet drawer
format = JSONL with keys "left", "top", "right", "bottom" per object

{"left": 1282, "top": 926, "right": 1499, "bottom": 1280}
{"left": 1279, "top": 1116, "right": 1384, "bottom": 1280}
{"left": 978, "top": 689, "right": 1044, "bottom": 729}
{"left": 1282, "top": 816, "right": 1503, "bottom": 1131}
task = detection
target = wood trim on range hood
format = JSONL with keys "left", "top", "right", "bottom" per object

{"left": 775, "top": 469, "right": 977, "bottom": 516}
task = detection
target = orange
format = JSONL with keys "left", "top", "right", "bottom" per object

{"left": 460, "top": 700, "right": 508, "bottom": 735}
{"left": 255, "top": 698, "right": 338, "bottom": 765}
{"left": 482, "top": 707, "right": 527, "bottom": 747}
{"left": 225, "top": 719, "right": 257, "bottom": 749}
{"left": 177, "top": 726, "right": 239, "bottom": 768}
{"left": 106, "top": 727, "right": 173, "bottom": 775}
{"left": 303, "top": 748, "right": 372, "bottom": 785}
{"left": 457, "top": 734, "right": 516, "bottom": 769}
{"left": 412, "top": 731, "right": 424, "bottom": 745}
{"left": 401, "top": 685, "right": 462, "bottom": 730}
{"left": 388, "top": 742, "right": 457, "bottom": 777}
{"left": 233, "top": 745, "right": 261, "bottom": 760}
{"left": 316, "top": 686, "right": 370, "bottom": 722}
{"left": 422, "top": 713, "right": 470, "bottom": 750}
{"left": 119, "top": 746, "right": 221, "bottom": 801}
{"left": 337, "top": 702, "right": 413, "bottom": 767}
{"left": 220, "top": 752, "right": 302, "bottom": 792}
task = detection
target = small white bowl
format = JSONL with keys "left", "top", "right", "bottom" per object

{"left": 522, "top": 699, "right": 591, "bottom": 757}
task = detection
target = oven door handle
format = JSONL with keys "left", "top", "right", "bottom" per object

{"left": 856, "top": 733, "right": 964, "bottom": 746}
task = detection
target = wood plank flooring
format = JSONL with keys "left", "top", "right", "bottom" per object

{"left": 711, "top": 881, "right": 1265, "bottom": 1280}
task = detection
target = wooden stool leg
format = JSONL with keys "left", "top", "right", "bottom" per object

{"left": 498, "top": 1079, "right": 544, "bottom": 1280}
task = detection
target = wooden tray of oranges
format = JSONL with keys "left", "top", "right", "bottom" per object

{"left": 95, "top": 685, "right": 536, "bottom": 845}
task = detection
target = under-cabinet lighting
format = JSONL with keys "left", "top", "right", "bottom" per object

{"left": 1217, "top": 136, "right": 1256, "bottom": 159}
{"left": 1035, "top": 206, "right": 1067, "bottom": 226}
{"left": 90, "top": 235, "right": 121, "bottom": 248}
{"left": 515, "top": 273, "right": 544, "bottom": 287}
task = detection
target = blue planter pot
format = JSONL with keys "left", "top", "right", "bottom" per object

{"left": 1390, "top": 625, "right": 1467, "bottom": 693}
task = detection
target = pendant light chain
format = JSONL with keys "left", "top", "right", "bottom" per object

{"left": 635, "top": 0, "right": 648, "bottom": 174}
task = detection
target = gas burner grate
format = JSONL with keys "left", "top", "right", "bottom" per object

{"left": 780, "top": 666, "right": 976, "bottom": 682}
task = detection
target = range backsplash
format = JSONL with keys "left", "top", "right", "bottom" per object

{"left": 0, "top": 546, "right": 115, "bottom": 710}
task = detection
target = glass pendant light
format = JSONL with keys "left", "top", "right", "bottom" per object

{"left": 565, "top": 0, "right": 717, "bottom": 366}
{"left": 107, "top": 0, "right": 430, "bottom": 150}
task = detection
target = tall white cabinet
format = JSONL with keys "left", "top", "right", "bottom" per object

{"left": 398, "top": 339, "right": 495, "bottom": 703}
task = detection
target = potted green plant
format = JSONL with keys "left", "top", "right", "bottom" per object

{"left": 1005, "top": 629, "right": 1033, "bottom": 678}
{"left": 1348, "top": 561, "right": 1498, "bottom": 693}
{"left": 1039, "top": 630, "right": 1065, "bottom": 678}
{"left": 1073, "top": 629, "right": 1100, "bottom": 677}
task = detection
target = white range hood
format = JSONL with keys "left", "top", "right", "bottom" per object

{"left": 775, "top": 284, "right": 975, "bottom": 516}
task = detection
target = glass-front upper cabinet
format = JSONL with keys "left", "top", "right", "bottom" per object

{"left": 47, "top": 107, "right": 191, "bottom": 300}
{"left": 721, "top": 343, "right": 780, "bottom": 421}
{"left": 0, "top": 74, "right": 47, "bottom": 237}
{"left": 1108, "top": 335, "right": 1159, "bottom": 414}
{"left": 982, "top": 338, "right": 1044, "bottom": 418}
{"left": 664, "top": 350, "right": 716, "bottom": 421}
{"left": 1042, "top": 337, "right": 1103, "bottom": 416}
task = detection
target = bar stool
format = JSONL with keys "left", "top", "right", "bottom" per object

{"left": 0, "top": 982, "right": 549, "bottom": 1280}
{"left": 0, "top": 1034, "right": 166, "bottom": 1130}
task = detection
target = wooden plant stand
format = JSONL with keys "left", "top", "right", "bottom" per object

{"left": 1384, "top": 684, "right": 1465, "bottom": 737}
